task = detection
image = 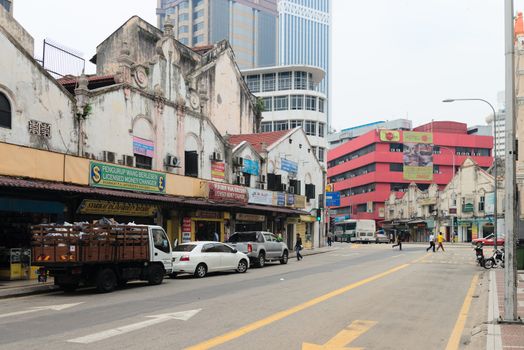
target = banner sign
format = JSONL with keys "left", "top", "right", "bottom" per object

{"left": 403, "top": 131, "right": 433, "bottom": 181}
{"left": 485, "top": 192, "right": 495, "bottom": 215}
{"left": 211, "top": 161, "right": 225, "bottom": 181}
{"left": 379, "top": 130, "right": 400, "bottom": 142}
{"left": 89, "top": 161, "right": 166, "bottom": 193}
{"left": 286, "top": 193, "right": 295, "bottom": 206}
{"left": 208, "top": 182, "right": 247, "bottom": 203}
{"left": 294, "top": 195, "right": 306, "bottom": 209}
{"left": 242, "top": 159, "right": 260, "bottom": 176}
{"left": 133, "top": 136, "right": 154, "bottom": 158}
{"left": 182, "top": 217, "right": 192, "bottom": 243}
{"left": 77, "top": 200, "right": 157, "bottom": 217}
{"left": 236, "top": 213, "right": 266, "bottom": 222}
{"left": 276, "top": 192, "right": 286, "bottom": 206}
{"left": 247, "top": 188, "right": 273, "bottom": 205}
{"left": 281, "top": 159, "right": 298, "bottom": 174}
{"left": 326, "top": 192, "right": 341, "bottom": 207}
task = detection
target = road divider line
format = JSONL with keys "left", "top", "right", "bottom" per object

{"left": 445, "top": 273, "right": 479, "bottom": 350}
{"left": 184, "top": 264, "right": 409, "bottom": 350}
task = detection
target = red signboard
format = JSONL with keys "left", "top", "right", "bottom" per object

{"left": 211, "top": 161, "right": 225, "bottom": 181}
{"left": 208, "top": 182, "right": 247, "bottom": 204}
{"left": 182, "top": 217, "right": 192, "bottom": 232}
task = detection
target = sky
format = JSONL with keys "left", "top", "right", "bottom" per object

{"left": 12, "top": 0, "right": 524, "bottom": 131}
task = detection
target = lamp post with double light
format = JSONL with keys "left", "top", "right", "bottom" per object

{"left": 442, "top": 98, "right": 498, "bottom": 250}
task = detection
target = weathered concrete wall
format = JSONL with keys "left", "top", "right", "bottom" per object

{"left": 0, "top": 4, "right": 33, "bottom": 55}
{"left": 0, "top": 26, "right": 76, "bottom": 154}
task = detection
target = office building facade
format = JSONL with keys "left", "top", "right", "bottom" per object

{"left": 156, "top": 0, "right": 278, "bottom": 69}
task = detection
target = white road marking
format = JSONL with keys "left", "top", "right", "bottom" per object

{"left": 68, "top": 309, "right": 201, "bottom": 344}
{"left": 0, "top": 302, "right": 83, "bottom": 319}
{"left": 391, "top": 254, "right": 404, "bottom": 258}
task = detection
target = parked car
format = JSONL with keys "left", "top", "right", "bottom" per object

{"left": 227, "top": 231, "right": 289, "bottom": 267}
{"left": 171, "top": 242, "right": 249, "bottom": 278}
{"left": 375, "top": 233, "right": 390, "bottom": 244}
{"left": 472, "top": 234, "right": 505, "bottom": 247}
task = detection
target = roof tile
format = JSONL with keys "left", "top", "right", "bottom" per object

{"left": 228, "top": 130, "right": 290, "bottom": 153}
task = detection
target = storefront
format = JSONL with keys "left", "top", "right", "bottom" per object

{"left": 408, "top": 220, "right": 427, "bottom": 242}
{"left": 234, "top": 213, "right": 266, "bottom": 232}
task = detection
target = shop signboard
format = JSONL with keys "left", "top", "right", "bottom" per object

{"left": 379, "top": 129, "right": 401, "bottom": 142}
{"left": 236, "top": 213, "right": 265, "bottom": 222}
{"left": 89, "top": 161, "right": 166, "bottom": 194}
{"left": 182, "top": 217, "right": 192, "bottom": 243}
{"left": 485, "top": 192, "right": 495, "bottom": 215}
{"left": 402, "top": 131, "right": 433, "bottom": 181}
{"left": 281, "top": 159, "right": 298, "bottom": 175}
{"left": 208, "top": 182, "right": 247, "bottom": 203}
{"left": 275, "top": 192, "right": 286, "bottom": 206}
{"left": 211, "top": 161, "right": 225, "bottom": 181}
{"left": 77, "top": 199, "right": 157, "bottom": 217}
{"left": 326, "top": 192, "right": 340, "bottom": 207}
{"left": 286, "top": 193, "right": 295, "bottom": 206}
{"left": 247, "top": 188, "right": 273, "bottom": 205}
{"left": 242, "top": 159, "right": 260, "bottom": 176}
{"left": 133, "top": 136, "right": 154, "bottom": 158}
{"left": 294, "top": 195, "right": 306, "bottom": 209}
{"left": 182, "top": 232, "right": 191, "bottom": 243}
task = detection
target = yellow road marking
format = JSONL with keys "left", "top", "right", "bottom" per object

{"left": 302, "top": 320, "right": 377, "bottom": 349}
{"left": 185, "top": 264, "right": 408, "bottom": 350}
{"left": 445, "top": 273, "right": 479, "bottom": 350}
{"left": 411, "top": 253, "right": 431, "bottom": 264}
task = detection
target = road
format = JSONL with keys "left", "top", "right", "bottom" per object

{"left": 0, "top": 243, "right": 481, "bottom": 350}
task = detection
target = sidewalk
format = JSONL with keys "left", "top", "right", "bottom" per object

{"left": 0, "top": 245, "right": 339, "bottom": 299}
{"left": 487, "top": 269, "right": 524, "bottom": 349}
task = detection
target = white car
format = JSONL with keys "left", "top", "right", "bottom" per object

{"left": 171, "top": 241, "right": 250, "bottom": 278}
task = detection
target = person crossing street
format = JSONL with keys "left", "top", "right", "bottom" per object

{"left": 436, "top": 232, "right": 445, "bottom": 252}
{"left": 426, "top": 233, "right": 435, "bottom": 252}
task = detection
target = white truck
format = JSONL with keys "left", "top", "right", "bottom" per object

{"left": 32, "top": 223, "right": 173, "bottom": 293}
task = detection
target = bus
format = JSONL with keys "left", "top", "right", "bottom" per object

{"left": 334, "top": 219, "right": 376, "bottom": 243}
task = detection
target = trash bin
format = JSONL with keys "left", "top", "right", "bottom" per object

{"left": 517, "top": 241, "right": 524, "bottom": 270}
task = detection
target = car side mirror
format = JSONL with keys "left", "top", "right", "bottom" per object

{"left": 232, "top": 249, "right": 238, "bottom": 253}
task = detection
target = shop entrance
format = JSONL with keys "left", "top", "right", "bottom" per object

{"left": 235, "top": 222, "right": 263, "bottom": 232}
{"left": 195, "top": 220, "right": 221, "bottom": 241}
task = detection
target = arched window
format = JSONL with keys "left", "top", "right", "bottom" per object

{"left": 0, "top": 92, "right": 11, "bottom": 129}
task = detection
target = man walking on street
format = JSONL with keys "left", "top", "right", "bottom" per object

{"left": 295, "top": 233, "right": 303, "bottom": 261}
{"left": 392, "top": 234, "right": 402, "bottom": 250}
{"left": 426, "top": 232, "right": 435, "bottom": 252}
{"left": 436, "top": 232, "right": 445, "bottom": 252}
{"left": 327, "top": 232, "right": 332, "bottom": 247}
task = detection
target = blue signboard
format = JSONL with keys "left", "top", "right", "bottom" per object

{"left": 277, "top": 192, "right": 286, "bottom": 206}
{"left": 286, "top": 193, "right": 295, "bottom": 206}
{"left": 326, "top": 192, "right": 341, "bottom": 207}
{"left": 281, "top": 159, "right": 298, "bottom": 174}
{"left": 242, "top": 159, "right": 260, "bottom": 176}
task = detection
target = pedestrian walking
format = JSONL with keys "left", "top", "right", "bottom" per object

{"left": 392, "top": 234, "right": 402, "bottom": 250}
{"left": 327, "top": 232, "right": 333, "bottom": 247}
{"left": 295, "top": 233, "right": 303, "bottom": 261}
{"left": 436, "top": 233, "right": 445, "bottom": 252}
{"left": 426, "top": 233, "right": 435, "bottom": 252}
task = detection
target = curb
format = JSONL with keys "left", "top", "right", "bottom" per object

{"left": 0, "top": 284, "right": 59, "bottom": 300}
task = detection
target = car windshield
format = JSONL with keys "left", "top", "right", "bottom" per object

{"left": 173, "top": 244, "right": 196, "bottom": 252}
{"left": 228, "top": 232, "right": 257, "bottom": 243}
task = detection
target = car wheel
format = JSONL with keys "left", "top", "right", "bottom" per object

{"left": 280, "top": 250, "right": 288, "bottom": 264}
{"left": 256, "top": 252, "right": 266, "bottom": 268}
{"left": 148, "top": 264, "right": 164, "bottom": 285}
{"left": 237, "top": 259, "right": 248, "bottom": 273}
{"left": 95, "top": 268, "right": 117, "bottom": 293}
{"left": 194, "top": 263, "right": 207, "bottom": 278}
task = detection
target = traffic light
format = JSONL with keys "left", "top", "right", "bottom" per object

{"left": 316, "top": 208, "right": 322, "bottom": 221}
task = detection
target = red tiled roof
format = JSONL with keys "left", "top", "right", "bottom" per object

{"left": 228, "top": 130, "right": 290, "bottom": 153}
{"left": 57, "top": 74, "right": 115, "bottom": 86}
{"left": 192, "top": 45, "right": 214, "bottom": 55}
{"left": 395, "top": 192, "right": 405, "bottom": 199}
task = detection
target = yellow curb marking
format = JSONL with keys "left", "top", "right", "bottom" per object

{"left": 302, "top": 320, "right": 377, "bottom": 350}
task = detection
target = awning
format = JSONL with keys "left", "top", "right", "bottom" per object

{"left": 408, "top": 219, "right": 426, "bottom": 224}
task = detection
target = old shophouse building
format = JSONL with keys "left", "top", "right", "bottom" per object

{"left": 0, "top": 9, "right": 323, "bottom": 279}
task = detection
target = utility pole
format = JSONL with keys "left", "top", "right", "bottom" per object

{"left": 503, "top": 0, "right": 519, "bottom": 322}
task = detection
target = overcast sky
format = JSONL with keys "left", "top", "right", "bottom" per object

{"left": 12, "top": 0, "right": 523, "bottom": 131}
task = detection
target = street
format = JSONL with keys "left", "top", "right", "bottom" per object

{"left": 0, "top": 243, "right": 480, "bottom": 350}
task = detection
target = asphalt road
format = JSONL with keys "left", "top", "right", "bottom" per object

{"left": 0, "top": 243, "right": 481, "bottom": 350}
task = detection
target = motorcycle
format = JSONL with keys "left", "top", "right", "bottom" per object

{"left": 484, "top": 247, "right": 505, "bottom": 269}
{"left": 474, "top": 244, "right": 487, "bottom": 268}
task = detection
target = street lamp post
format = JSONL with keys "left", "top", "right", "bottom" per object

{"left": 442, "top": 98, "right": 498, "bottom": 250}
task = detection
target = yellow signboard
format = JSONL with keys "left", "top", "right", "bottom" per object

{"left": 77, "top": 200, "right": 157, "bottom": 217}
{"left": 379, "top": 130, "right": 400, "bottom": 142}
{"left": 403, "top": 131, "right": 433, "bottom": 143}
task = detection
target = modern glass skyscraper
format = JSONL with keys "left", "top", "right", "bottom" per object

{"left": 278, "top": 0, "right": 331, "bottom": 123}
{"left": 156, "top": 0, "right": 278, "bottom": 69}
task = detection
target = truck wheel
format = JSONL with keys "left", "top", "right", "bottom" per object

{"left": 194, "top": 263, "right": 207, "bottom": 278}
{"left": 95, "top": 268, "right": 117, "bottom": 293}
{"left": 148, "top": 265, "right": 164, "bottom": 285}
{"left": 237, "top": 259, "right": 248, "bottom": 273}
{"left": 280, "top": 251, "right": 288, "bottom": 264}
{"left": 256, "top": 252, "right": 266, "bottom": 268}
{"left": 60, "top": 284, "right": 78, "bottom": 293}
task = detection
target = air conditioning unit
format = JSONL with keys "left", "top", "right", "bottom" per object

{"left": 281, "top": 184, "right": 287, "bottom": 192}
{"left": 237, "top": 175, "right": 246, "bottom": 185}
{"left": 233, "top": 156, "right": 244, "bottom": 167}
{"left": 166, "top": 155, "right": 180, "bottom": 167}
{"left": 83, "top": 152, "right": 96, "bottom": 160}
{"left": 256, "top": 183, "right": 265, "bottom": 190}
{"left": 288, "top": 186, "right": 295, "bottom": 194}
{"left": 122, "top": 155, "right": 135, "bottom": 167}
{"left": 209, "top": 152, "right": 222, "bottom": 161}
{"left": 258, "top": 175, "right": 266, "bottom": 183}
{"left": 102, "top": 151, "right": 116, "bottom": 163}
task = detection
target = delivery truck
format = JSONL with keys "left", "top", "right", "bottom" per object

{"left": 32, "top": 223, "right": 173, "bottom": 293}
